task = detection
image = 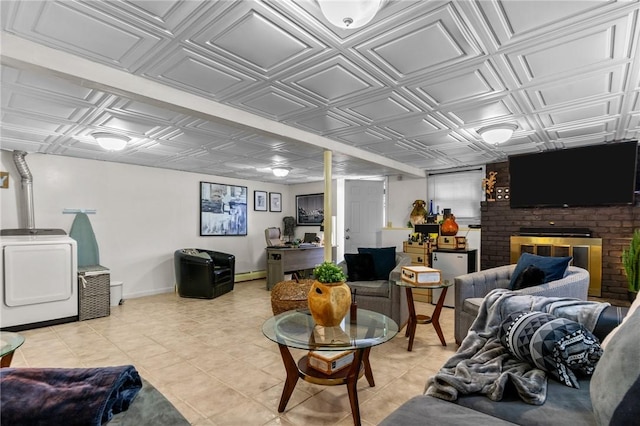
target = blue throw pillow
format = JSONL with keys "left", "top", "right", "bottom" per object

{"left": 344, "top": 253, "right": 376, "bottom": 281}
{"left": 508, "top": 253, "right": 572, "bottom": 290}
{"left": 358, "top": 247, "right": 396, "bottom": 280}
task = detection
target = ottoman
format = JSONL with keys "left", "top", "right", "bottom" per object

{"left": 270, "top": 279, "right": 314, "bottom": 315}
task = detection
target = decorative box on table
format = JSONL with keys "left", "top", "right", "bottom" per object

{"left": 307, "top": 350, "right": 354, "bottom": 374}
{"left": 78, "top": 265, "right": 110, "bottom": 320}
{"left": 401, "top": 265, "right": 442, "bottom": 285}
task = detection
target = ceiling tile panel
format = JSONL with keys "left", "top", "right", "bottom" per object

{"left": 409, "top": 62, "right": 505, "bottom": 106}
{"left": 1, "top": 112, "right": 71, "bottom": 135}
{"left": 540, "top": 99, "right": 620, "bottom": 127}
{"left": 296, "top": 111, "right": 353, "bottom": 133}
{"left": 7, "top": 1, "right": 162, "bottom": 70}
{"left": 382, "top": 116, "right": 442, "bottom": 138}
{"left": 204, "top": 11, "right": 306, "bottom": 70}
{"left": 480, "top": 1, "right": 606, "bottom": 45}
{"left": 282, "top": 56, "right": 384, "bottom": 103}
{"left": 507, "top": 14, "right": 634, "bottom": 84}
{"left": 527, "top": 69, "right": 625, "bottom": 109}
{"left": 343, "top": 92, "right": 419, "bottom": 122}
{"left": 234, "top": 87, "right": 316, "bottom": 120}
{"left": 4, "top": 92, "right": 89, "bottom": 122}
{"left": 449, "top": 97, "right": 517, "bottom": 125}
{"left": 356, "top": 3, "right": 483, "bottom": 81}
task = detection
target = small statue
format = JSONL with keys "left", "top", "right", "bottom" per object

{"left": 482, "top": 171, "right": 498, "bottom": 201}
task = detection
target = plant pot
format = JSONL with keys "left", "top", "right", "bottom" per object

{"left": 308, "top": 281, "right": 351, "bottom": 327}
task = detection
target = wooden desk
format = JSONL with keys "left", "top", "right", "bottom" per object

{"left": 266, "top": 246, "right": 324, "bottom": 290}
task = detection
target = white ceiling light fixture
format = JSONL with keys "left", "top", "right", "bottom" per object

{"left": 92, "top": 132, "right": 130, "bottom": 151}
{"left": 272, "top": 167, "right": 291, "bottom": 177}
{"left": 478, "top": 124, "right": 518, "bottom": 145}
{"left": 318, "top": 0, "right": 382, "bottom": 29}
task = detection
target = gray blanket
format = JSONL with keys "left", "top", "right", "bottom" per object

{"left": 425, "top": 289, "right": 608, "bottom": 405}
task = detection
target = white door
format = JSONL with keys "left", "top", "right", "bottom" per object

{"left": 344, "top": 180, "right": 384, "bottom": 254}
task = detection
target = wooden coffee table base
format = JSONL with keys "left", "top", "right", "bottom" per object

{"left": 404, "top": 286, "right": 448, "bottom": 351}
{"left": 276, "top": 344, "right": 374, "bottom": 426}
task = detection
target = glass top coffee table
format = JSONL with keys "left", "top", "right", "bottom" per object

{"left": 262, "top": 308, "right": 398, "bottom": 425}
{"left": 0, "top": 332, "right": 25, "bottom": 368}
{"left": 395, "top": 279, "right": 453, "bottom": 351}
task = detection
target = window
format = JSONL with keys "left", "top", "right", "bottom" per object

{"left": 427, "top": 168, "right": 483, "bottom": 225}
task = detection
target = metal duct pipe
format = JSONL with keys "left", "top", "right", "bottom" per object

{"left": 12, "top": 150, "right": 35, "bottom": 230}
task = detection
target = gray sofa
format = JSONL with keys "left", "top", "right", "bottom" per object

{"left": 455, "top": 265, "right": 590, "bottom": 344}
{"left": 338, "top": 252, "right": 411, "bottom": 328}
{"left": 380, "top": 304, "right": 636, "bottom": 426}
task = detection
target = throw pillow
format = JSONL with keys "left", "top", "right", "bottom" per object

{"left": 344, "top": 253, "right": 376, "bottom": 281}
{"left": 591, "top": 307, "right": 640, "bottom": 425}
{"left": 508, "top": 253, "right": 572, "bottom": 290}
{"left": 498, "top": 311, "right": 603, "bottom": 388}
{"left": 511, "top": 265, "right": 546, "bottom": 290}
{"left": 357, "top": 247, "right": 396, "bottom": 280}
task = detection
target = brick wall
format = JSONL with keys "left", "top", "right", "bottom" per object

{"left": 482, "top": 161, "right": 640, "bottom": 301}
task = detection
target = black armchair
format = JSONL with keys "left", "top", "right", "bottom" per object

{"left": 174, "top": 249, "right": 235, "bottom": 299}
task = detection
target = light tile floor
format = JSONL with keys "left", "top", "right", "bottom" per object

{"left": 10, "top": 279, "right": 458, "bottom": 425}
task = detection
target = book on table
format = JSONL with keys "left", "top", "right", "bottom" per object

{"left": 401, "top": 265, "right": 442, "bottom": 285}
{"left": 307, "top": 349, "right": 355, "bottom": 374}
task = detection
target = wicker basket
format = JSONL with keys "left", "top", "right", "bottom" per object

{"left": 78, "top": 265, "right": 110, "bottom": 321}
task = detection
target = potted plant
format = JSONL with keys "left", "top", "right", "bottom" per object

{"left": 622, "top": 229, "right": 640, "bottom": 302}
{"left": 308, "top": 262, "right": 351, "bottom": 327}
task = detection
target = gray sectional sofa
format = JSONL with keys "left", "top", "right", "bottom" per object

{"left": 380, "top": 303, "right": 636, "bottom": 426}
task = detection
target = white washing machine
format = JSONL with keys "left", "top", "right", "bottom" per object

{"left": 1, "top": 233, "right": 78, "bottom": 329}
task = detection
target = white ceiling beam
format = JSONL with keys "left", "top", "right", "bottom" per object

{"left": 0, "top": 33, "right": 426, "bottom": 179}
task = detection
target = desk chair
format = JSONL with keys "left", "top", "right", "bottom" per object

{"left": 265, "top": 227, "right": 285, "bottom": 247}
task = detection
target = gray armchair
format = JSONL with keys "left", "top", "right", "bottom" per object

{"left": 338, "top": 253, "right": 412, "bottom": 328}
{"left": 454, "top": 264, "right": 590, "bottom": 344}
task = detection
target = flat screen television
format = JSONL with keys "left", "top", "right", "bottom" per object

{"left": 509, "top": 141, "right": 638, "bottom": 208}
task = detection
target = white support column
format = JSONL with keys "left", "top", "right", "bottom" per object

{"left": 324, "top": 150, "right": 332, "bottom": 262}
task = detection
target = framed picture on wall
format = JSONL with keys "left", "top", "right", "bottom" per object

{"left": 269, "top": 192, "right": 282, "bottom": 212}
{"left": 296, "top": 193, "right": 324, "bottom": 225}
{"left": 200, "top": 181, "right": 247, "bottom": 236}
{"left": 254, "top": 190, "right": 267, "bottom": 211}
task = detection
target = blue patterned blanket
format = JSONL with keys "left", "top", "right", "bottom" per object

{"left": 0, "top": 365, "right": 142, "bottom": 425}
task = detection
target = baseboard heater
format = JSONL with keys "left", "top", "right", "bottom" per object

{"left": 235, "top": 270, "right": 266, "bottom": 282}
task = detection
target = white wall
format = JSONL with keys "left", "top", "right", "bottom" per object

{"left": 387, "top": 176, "right": 428, "bottom": 228}
{"left": 1, "top": 151, "right": 290, "bottom": 298}
{"left": 1, "top": 151, "right": 437, "bottom": 299}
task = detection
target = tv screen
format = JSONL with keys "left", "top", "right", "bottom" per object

{"left": 509, "top": 141, "right": 638, "bottom": 208}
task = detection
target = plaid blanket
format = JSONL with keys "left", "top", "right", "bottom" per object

{"left": 0, "top": 365, "right": 142, "bottom": 425}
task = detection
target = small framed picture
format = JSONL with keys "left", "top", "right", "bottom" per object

{"left": 254, "top": 190, "right": 267, "bottom": 211}
{"left": 269, "top": 192, "right": 282, "bottom": 212}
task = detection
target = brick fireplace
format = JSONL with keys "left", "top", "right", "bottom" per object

{"left": 481, "top": 161, "right": 640, "bottom": 302}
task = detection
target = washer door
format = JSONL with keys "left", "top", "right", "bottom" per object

{"left": 4, "top": 243, "right": 74, "bottom": 306}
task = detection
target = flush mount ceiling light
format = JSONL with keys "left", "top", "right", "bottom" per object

{"left": 318, "top": 0, "right": 382, "bottom": 29}
{"left": 92, "top": 132, "right": 130, "bottom": 151}
{"left": 272, "top": 167, "right": 291, "bottom": 177}
{"left": 478, "top": 124, "right": 518, "bottom": 145}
